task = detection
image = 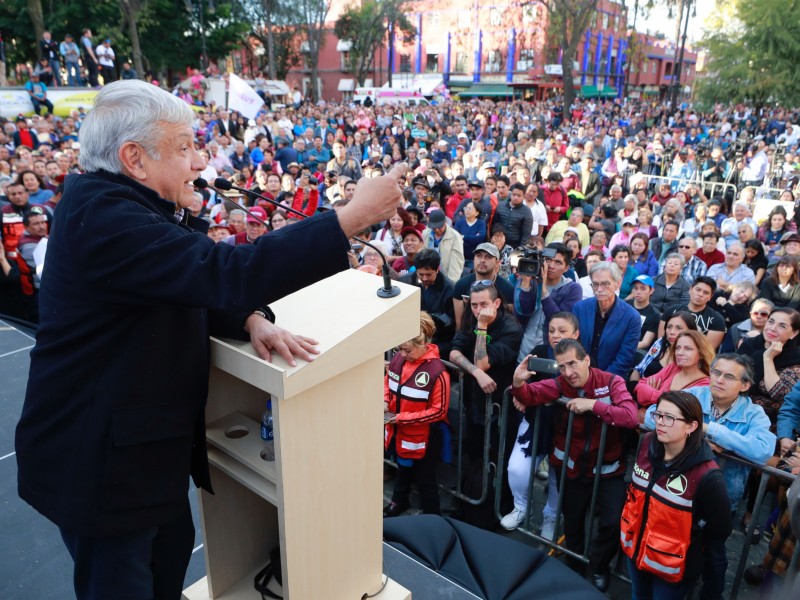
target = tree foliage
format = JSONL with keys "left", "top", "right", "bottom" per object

{"left": 334, "top": 0, "right": 415, "bottom": 87}
{"left": 234, "top": 0, "right": 303, "bottom": 81}
{"left": 0, "top": 0, "right": 249, "bottom": 84}
{"left": 696, "top": 0, "right": 800, "bottom": 109}
{"left": 538, "top": 0, "right": 600, "bottom": 112}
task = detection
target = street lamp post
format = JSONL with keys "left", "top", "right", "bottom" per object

{"left": 185, "top": 0, "right": 215, "bottom": 72}
{"left": 671, "top": 0, "right": 693, "bottom": 110}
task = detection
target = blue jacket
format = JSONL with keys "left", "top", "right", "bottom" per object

{"left": 777, "top": 379, "right": 800, "bottom": 441}
{"left": 632, "top": 250, "right": 659, "bottom": 277}
{"left": 644, "top": 387, "right": 775, "bottom": 509}
{"left": 572, "top": 297, "right": 640, "bottom": 377}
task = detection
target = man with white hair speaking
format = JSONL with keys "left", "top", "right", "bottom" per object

{"left": 15, "top": 80, "right": 407, "bottom": 600}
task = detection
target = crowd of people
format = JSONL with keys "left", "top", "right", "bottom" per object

{"left": 2, "top": 89, "right": 800, "bottom": 598}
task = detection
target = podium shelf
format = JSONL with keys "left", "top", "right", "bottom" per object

{"left": 206, "top": 412, "right": 278, "bottom": 504}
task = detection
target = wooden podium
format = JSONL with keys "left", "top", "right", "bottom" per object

{"left": 182, "top": 269, "right": 418, "bottom": 600}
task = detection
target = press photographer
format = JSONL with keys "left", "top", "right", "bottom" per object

{"left": 514, "top": 243, "right": 582, "bottom": 359}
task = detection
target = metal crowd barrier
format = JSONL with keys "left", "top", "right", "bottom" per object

{"left": 384, "top": 359, "right": 497, "bottom": 507}
{"left": 493, "top": 390, "right": 614, "bottom": 568}
{"left": 634, "top": 172, "right": 740, "bottom": 204}
{"left": 485, "top": 388, "right": 798, "bottom": 597}
{"left": 383, "top": 364, "right": 799, "bottom": 597}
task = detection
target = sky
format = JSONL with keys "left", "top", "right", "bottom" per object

{"left": 632, "top": 1, "right": 716, "bottom": 45}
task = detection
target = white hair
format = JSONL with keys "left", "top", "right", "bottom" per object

{"left": 79, "top": 80, "right": 194, "bottom": 174}
{"left": 589, "top": 261, "right": 622, "bottom": 283}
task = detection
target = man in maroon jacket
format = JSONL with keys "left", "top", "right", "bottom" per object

{"left": 512, "top": 338, "right": 638, "bottom": 592}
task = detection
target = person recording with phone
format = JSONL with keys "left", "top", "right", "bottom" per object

{"left": 511, "top": 338, "right": 638, "bottom": 591}
{"left": 15, "top": 80, "right": 409, "bottom": 600}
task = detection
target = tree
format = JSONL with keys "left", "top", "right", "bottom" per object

{"left": 297, "top": 0, "right": 331, "bottom": 102}
{"left": 333, "top": 0, "right": 415, "bottom": 87}
{"left": 697, "top": 0, "right": 800, "bottom": 109}
{"left": 532, "top": 1, "right": 599, "bottom": 112}
{"left": 118, "top": 0, "right": 146, "bottom": 79}
{"left": 234, "top": 0, "right": 303, "bottom": 80}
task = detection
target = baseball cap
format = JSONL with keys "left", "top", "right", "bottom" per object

{"left": 427, "top": 209, "right": 446, "bottom": 229}
{"left": 400, "top": 226, "right": 423, "bottom": 241}
{"left": 467, "top": 179, "right": 484, "bottom": 189}
{"left": 633, "top": 275, "right": 654, "bottom": 288}
{"left": 622, "top": 215, "right": 637, "bottom": 226}
{"left": 481, "top": 161, "right": 496, "bottom": 170}
{"left": 246, "top": 206, "right": 267, "bottom": 224}
{"left": 474, "top": 242, "right": 500, "bottom": 259}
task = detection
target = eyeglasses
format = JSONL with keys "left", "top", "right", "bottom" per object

{"left": 652, "top": 412, "right": 686, "bottom": 427}
{"left": 590, "top": 281, "right": 614, "bottom": 290}
{"left": 470, "top": 279, "right": 495, "bottom": 291}
{"left": 557, "top": 360, "right": 583, "bottom": 372}
{"left": 710, "top": 368, "right": 742, "bottom": 383}
{"left": 678, "top": 245, "right": 693, "bottom": 249}
{"left": 751, "top": 310, "right": 770, "bottom": 317}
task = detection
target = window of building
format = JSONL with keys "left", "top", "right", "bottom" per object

{"left": 652, "top": 61, "right": 657, "bottom": 74}
{"left": 486, "top": 50, "right": 503, "bottom": 73}
{"left": 522, "top": 5, "right": 536, "bottom": 24}
{"left": 340, "top": 51, "right": 350, "bottom": 71}
{"left": 602, "top": 13, "right": 609, "bottom": 30}
{"left": 426, "top": 53, "right": 439, "bottom": 73}
{"left": 458, "top": 11, "right": 471, "bottom": 30}
{"left": 665, "top": 62, "right": 672, "bottom": 76}
{"left": 455, "top": 52, "right": 469, "bottom": 73}
{"left": 400, "top": 54, "right": 412, "bottom": 73}
{"left": 489, "top": 7, "right": 502, "bottom": 26}
{"left": 426, "top": 12, "right": 440, "bottom": 29}
{"left": 517, "top": 48, "right": 535, "bottom": 71}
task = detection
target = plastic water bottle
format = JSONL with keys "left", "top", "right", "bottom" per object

{"left": 261, "top": 399, "right": 274, "bottom": 440}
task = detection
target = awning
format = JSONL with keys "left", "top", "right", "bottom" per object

{"left": 457, "top": 83, "right": 514, "bottom": 98}
{"left": 338, "top": 79, "right": 355, "bottom": 92}
{"left": 580, "top": 84, "right": 617, "bottom": 98}
{"left": 263, "top": 80, "right": 290, "bottom": 96}
{"left": 336, "top": 39, "right": 353, "bottom": 52}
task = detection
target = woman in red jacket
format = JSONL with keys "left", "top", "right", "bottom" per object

{"left": 384, "top": 312, "right": 450, "bottom": 517}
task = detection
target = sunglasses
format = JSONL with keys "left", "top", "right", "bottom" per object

{"left": 470, "top": 279, "right": 495, "bottom": 291}
{"left": 751, "top": 311, "right": 771, "bottom": 317}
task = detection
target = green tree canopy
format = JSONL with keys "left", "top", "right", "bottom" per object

{"left": 697, "top": 0, "right": 800, "bottom": 109}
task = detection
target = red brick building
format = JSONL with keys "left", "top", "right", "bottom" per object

{"left": 232, "top": 0, "right": 695, "bottom": 103}
{"left": 625, "top": 32, "right": 699, "bottom": 103}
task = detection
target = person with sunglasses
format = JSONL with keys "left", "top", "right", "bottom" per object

{"left": 643, "top": 354, "right": 775, "bottom": 600}
{"left": 622, "top": 391, "right": 731, "bottom": 600}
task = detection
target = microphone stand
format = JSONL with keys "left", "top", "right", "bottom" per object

{"left": 208, "top": 179, "right": 400, "bottom": 298}
{"left": 193, "top": 178, "right": 270, "bottom": 229}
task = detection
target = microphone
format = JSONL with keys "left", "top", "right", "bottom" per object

{"left": 208, "top": 177, "right": 400, "bottom": 298}
{"left": 194, "top": 177, "right": 269, "bottom": 228}
{"left": 213, "top": 177, "right": 309, "bottom": 221}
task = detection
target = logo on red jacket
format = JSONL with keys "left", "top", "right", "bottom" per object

{"left": 666, "top": 474, "right": 688, "bottom": 496}
{"left": 415, "top": 372, "right": 430, "bottom": 387}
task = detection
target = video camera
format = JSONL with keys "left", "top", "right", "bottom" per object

{"left": 509, "top": 246, "right": 557, "bottom": 279}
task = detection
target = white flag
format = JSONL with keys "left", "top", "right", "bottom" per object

{"left": 227, "top": 73, "right": 264, "bottom": 120}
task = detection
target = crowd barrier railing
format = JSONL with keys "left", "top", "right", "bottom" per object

{"left": 384, "top": 359, "right": 497, "bottom": 506}
{"left": 384, "top": 365, "right": 799, "bottom": 596}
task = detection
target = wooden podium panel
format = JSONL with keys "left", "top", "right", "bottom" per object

{"left": 183, "top": 270, "right": 418, "bottom": 600}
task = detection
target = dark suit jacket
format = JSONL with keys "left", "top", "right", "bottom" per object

{"left": 16, "top": 171, "right": 350, "bottom": 536}
{"left": 580, "top": 172, "right": 601, "bottom": 205}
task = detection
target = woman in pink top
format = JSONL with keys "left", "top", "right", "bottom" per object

{"left": 634, "top": 330, "right": 713, "bottom": 421}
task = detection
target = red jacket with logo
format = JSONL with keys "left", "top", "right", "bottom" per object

{"left": 511, "top": 367, "right": 638, "bottom": 479}
{"left": 384, "top": 344, "right": 450, "bottom": 460}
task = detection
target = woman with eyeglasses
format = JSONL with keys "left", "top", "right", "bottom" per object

{"left": 384, "top": 312, "right": 450, "bottom": 517}
{"left": 760, "top": 255, "right": 800, "bottom": 310}
{"left": 621, "top": 391, "right": 731, "bottom": 600}
{"left": 634, "top": 331, "right": 713, "bottom": 422}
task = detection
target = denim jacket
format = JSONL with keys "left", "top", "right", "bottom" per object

{"left": 644, "top": 386, "right": 775, "bottom": 510}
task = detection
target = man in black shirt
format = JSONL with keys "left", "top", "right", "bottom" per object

{"left": 658, "top": 275, "right": 726, "bottom": 350}
{"left": 452, "top": 242, "right": 515, "bottom": 330}
{"left": 626, "top": 274, "right": 661, "bottom": 350}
